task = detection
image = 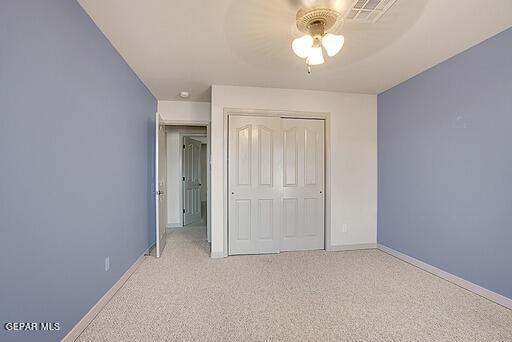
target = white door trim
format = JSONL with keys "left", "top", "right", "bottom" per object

{"left": 223, "top": 108, "right": 332, "bottom": 257}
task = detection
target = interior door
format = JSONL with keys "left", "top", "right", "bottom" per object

{"left": 281, "top": 118, "right": 325, "bottom": 251}
{"left": 183, "top": 137, "right": 202, "bottom": 225}
{"left": 155, "top": 113, "right": 167, "bottom": 258}
{"left": 228, "top": 115, "right": 282, "bottom": 255}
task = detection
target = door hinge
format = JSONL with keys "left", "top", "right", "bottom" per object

{"left": 182, "top": 177, "right": 185, "bottom": 181}
{"left": 183, "top": 209, "right": 185, "bottom": 213}
{"left": 183, "top": 144, "right": 185, "bottom": 149}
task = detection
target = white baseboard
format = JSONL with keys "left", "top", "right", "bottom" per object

{"left": 166, "top": 223, "right": 182, "bottom": 229}
{"left": 328, "top": 243, "right": 377, "bottom": 252}
{"left": 62, "top": 246, "right": 151, "bottom": 341}
{"left": 211, "top": 251, "right": 227, "bottom": 258}
{"left": 378, "top": 244, "right": 512, "bottom": 310}
{"left": 216, "top": 244, "right": 377, "bottom": 258}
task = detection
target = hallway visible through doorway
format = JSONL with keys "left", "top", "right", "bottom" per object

{"left": 165, "top": 125, "right": 209, "bottom": 241}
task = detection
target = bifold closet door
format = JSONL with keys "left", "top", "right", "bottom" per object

{"left": 281, "top": 118, "right": 325, "bottom": 251}
{"left": 228, "top": 115, "right": 282, "bottom": 255}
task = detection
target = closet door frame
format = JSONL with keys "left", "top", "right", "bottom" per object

{"left": 224, "top": 108, "right": 332, "bottom": 256}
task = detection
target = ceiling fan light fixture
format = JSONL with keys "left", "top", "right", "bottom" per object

{"left": 322, "top": 33, "right": 345, "bottom": 57}
{"left": 306, "top": 46, "right": 325, "bottom": 66}
{"left": 292, "top": 35, "right": 314, "bottom": 58}
{"left": 293, "top": 7, "right": 344, "bottom": 72}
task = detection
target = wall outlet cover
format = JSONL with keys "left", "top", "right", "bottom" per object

{"left": 105, "top": 256, "right": 110, "bottom": 272}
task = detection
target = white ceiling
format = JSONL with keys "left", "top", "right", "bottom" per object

{"left": 78, "top": 0, "right": 512, "bottom": 102}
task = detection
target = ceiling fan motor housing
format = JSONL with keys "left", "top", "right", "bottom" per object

{"left": 296, "top": 8, "right": 340, "bottom": 36}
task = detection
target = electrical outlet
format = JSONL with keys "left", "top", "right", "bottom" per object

{"left": 342, "top": 224, "right": 348, "bottom": 233}
{"left": 105, "top": 256, "right": 110, "bottom": 272}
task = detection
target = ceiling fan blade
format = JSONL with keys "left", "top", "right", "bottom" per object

{"left": 285, "top": 0, "right": 304, "bottom": 7}
{"left": 285, "top": 0, "right": 318, "bottom": 9}
{"left": 287, "top": 0, "right": 357, "bottom": 13}
{"left": 328, "top": 17, "right": 345, "bottom": 34}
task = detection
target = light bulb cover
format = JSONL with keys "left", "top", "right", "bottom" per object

{"left": 306, "top": 46, "right": 325, "bottom": 66}
{"left": 321, "top": 33, "right": 344, "bottom": 57}
{"left": 292, "top": 35, "right": 314, "bottom": 59}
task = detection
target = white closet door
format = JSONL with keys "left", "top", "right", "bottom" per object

{"left": 281, "top": 118, "right": 325, "bottom": 251}
{"left": 228, "top": 115, "right": 282, "bottom": 255}
{"left": 183, "top": 137, "right": 202, "bottom": 225}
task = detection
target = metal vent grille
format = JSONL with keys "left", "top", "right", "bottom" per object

{"left": 344, "top": 0, "right": 398, "bottom": 23}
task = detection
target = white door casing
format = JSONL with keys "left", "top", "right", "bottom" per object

{"left": 228, "top": 115, "right": 283, "bottom": 255}
{"left": 183, "top": 136, "right": 202, "bottom": 225}
{"left": 155, "top": 113, "right": 167, "bottom": 258}
{"left": 281, "top": 118, "right": 325, "bottom": 251}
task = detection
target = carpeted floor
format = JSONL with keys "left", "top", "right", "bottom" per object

{"left": 77, "top": 224, "right": 512, "bottom": 341}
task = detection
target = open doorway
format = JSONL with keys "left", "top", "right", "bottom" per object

{"left": 165, "top": 125, "right": 209, "bottom": 243}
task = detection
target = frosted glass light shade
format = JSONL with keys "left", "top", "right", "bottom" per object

{"left": 292, "top": 35, "right": 314, "bottom": 58}
{"left": 306, "top": 46, "right": 324, "bottom": 65}
{"left": 322, "top": 33, "right": 345, "bottom": 57}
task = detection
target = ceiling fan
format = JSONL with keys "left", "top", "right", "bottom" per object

{"left": 292, "top": 7, "right": 345, "bottom": 73}
{"left": 224, "top": 0, "right": 414, "bottom": 73}
{"left": 290, "top": 0, "right": 400, "bottom": 73}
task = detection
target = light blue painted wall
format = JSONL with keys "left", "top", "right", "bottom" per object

{"left": 378, "top": 28, "right": 512, "bottom": 299}
{"left": 0, "top": 1, "right": 156, "bottom": 341}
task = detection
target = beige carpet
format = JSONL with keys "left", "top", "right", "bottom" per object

{"left": 77, "top": 224, "right": 512, "bottom": 341}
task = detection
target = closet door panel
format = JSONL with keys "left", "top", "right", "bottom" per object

{"left": 281, "top": 118, "right": 325, "bottom": 251}
{"left": 228, "top": 115, "right": 282, "bottom": 255}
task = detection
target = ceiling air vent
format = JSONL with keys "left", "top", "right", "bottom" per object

{"left": 344, "top": 0, "right": 398, "bottom": 23}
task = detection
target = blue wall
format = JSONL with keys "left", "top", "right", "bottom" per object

{"left": 0, "top": 1, "right": 156, "bottom": 341}
{"left": 378, "top": 28, "right": 512, "bottom": 299}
